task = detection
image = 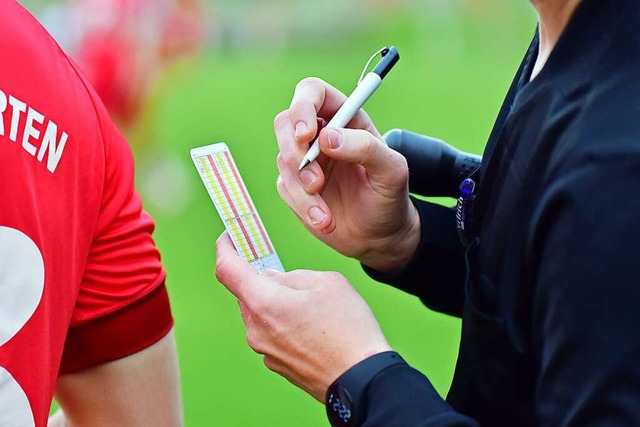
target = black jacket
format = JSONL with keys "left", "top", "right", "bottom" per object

{"left": 358, "top": 0, "right": 640, "bottom": 425}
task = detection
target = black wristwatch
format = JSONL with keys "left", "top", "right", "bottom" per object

{"left": 325, "top": 351, "right": 407, "bottom": 426}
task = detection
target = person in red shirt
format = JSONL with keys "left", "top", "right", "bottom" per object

{"left": 0, "top": 3, "right": 181, "bottom": 426}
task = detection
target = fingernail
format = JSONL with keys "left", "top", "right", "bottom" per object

{"left": 299, "top": 170, "right": 316, "bottom": 188}
{"left": 328, "top": 129, "right": 342, "bottom": 149}
{"left": 309, "top": 206, "right": 326, "bottom": 224}
{"left": 295, "top": 122, "right": 308, "bottom": 138}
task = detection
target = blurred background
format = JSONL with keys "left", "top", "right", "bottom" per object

{"left": 21, "top": 0, "right": 535, "bottom": 425}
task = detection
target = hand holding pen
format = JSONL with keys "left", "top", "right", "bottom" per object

{"left": 274, "top": 46, "right": 421, "bottom": 274}
{"left": 298, "top": 47, "right": 400, "bottom": 170}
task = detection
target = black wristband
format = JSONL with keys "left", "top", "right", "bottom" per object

{"left": 326, "top": 351, "right": 407, "bottom": 426}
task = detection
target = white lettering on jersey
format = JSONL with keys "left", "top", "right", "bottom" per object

{"left": 38, "top": 121, "right": 68, "bottom": 174}
{"left": 8, "top": 96, "right": 26, "bottom": 143}
{"left": 23, "top": 107, "right": 44, "bottom": 157}
{"left": 0, "top": 91, "right": 69, "bottom": 173}
{"left": 0, "top": 90, "right": 6, "bottom": 136}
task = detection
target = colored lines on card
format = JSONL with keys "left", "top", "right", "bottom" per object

{"left": 191, "top": 143, "right": 284, "bottom": 273}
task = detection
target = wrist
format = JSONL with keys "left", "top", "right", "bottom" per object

{"left": 325, "top": 351, "right": 407, "bottom": 426}
{"left": 360, "top": 200, "right": 421, "bottom": 274}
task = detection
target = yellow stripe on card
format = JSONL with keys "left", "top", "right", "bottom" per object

{"left": 198, "top": 156, "right": 251, "bottom": 259}
{"left": 215, "top": 153, "right": 269, "bottom": 258}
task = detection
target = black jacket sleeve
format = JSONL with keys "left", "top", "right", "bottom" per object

{"left": 362, "top": 364, "right": 479, "bottom": 427}
{"left": 363, "top": 197, "right": 467, "bottom": 317}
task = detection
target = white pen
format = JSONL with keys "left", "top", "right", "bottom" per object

{"left": 298, "top": 46, "right": 400, "bottom": 171}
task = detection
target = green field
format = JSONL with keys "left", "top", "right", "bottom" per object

{"left": 139, "top": 7, "right": 536, "bottom": 426}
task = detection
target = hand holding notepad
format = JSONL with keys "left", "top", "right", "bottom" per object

{"left": 191, "top": 143, "right": 284, "bottom": 274}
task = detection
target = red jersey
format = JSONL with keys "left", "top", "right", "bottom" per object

{"left": 0, "top": 3, "right": 173, "bottom": 426}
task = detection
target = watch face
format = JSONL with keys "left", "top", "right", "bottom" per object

{"left": 327, "top": 384, "right": 354, "bottom": 426}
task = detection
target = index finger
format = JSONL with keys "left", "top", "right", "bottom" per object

{"left": 289, "top": 77, "right": 377, "bottom": 143}
{"left": 215, "top": 232, "right": 260, "bottom": 302}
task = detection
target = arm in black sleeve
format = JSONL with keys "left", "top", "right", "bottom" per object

{"left": 327, "top": 353, "right": 479, "bottom": 427}
{"left": 530, "top": 158, "right": 640, "bottom": 425}
{"left": 363, "top": 197, "right": 467, "bottom": 317}
{"left": 363, "top": 364, "right": 479, "bottom": 427}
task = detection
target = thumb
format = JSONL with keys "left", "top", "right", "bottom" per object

{"left": 215, "top": 232, "right": 261, "bottom": 302}
{"left": 319, "top": 127, "right": 407, "bottom": 182}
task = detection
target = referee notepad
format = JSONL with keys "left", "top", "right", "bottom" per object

{"left": 191, "top": 143, "right": 284, "bottom": 274}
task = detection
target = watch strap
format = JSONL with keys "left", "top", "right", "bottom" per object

{"left": 326, "top": 351, "right": 407, "bottom": 426}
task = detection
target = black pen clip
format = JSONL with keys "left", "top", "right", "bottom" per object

{"left": 357, "top": 46, "right": 400, "bottom": 85}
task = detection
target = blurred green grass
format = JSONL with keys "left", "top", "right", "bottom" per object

{"left": 140, "top": 7, "right": 536, "bottom": 426}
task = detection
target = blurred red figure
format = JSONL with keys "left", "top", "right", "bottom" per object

{"left": 161, "top": 0, "right": 207, "bottom": 61}
{"left": 76, "top": 29, "right": 141, "bottom": 127}
{"left": 45, "top": 0, "right": 206, "bottom": 127}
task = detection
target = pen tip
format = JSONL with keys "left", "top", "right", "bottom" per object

{"left": 298, "top": 159, "right": 310, "bottom": 171}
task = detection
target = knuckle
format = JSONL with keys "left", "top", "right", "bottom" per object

{"left": 359, "top": 113, "right": 374, "bottom": 132}
{"left": 214, "top": 257, "right": 228, "bottom": 283}
{"left": 319, "top": 271, "right": 347, "bottom": 291}
{"left": 280, "top": 152, "right": 294, "bottom": 167}
{"left": 276, "top": 177, "right": 290, "bottom": 200}
{"left": 360, "top": 131, "right": 380, "bottom": 158}
{"left": 295, "top": 76, "right": 322, "bottom": 91}
{"left": 246, "top": 329, "right": 263, "bottom": 353}
{"left": 243, "top": 291, "right": 260, "bottom": 312}
{"left": 397, "top": 156, "right": 410, "bottom": 180}
{"left": 306, "top": 269, "right": 327, "bottom": 282}
{"left": 273, "top": 110, "right": 290, "bottom": 131}
{"left": 326, "top": 271, "right": 346, "bottom": 285}
{"left": 395, "top": 150, "right": 409, "bottom": 169}
{"left": 245, "top": 290, "right": 268, "bottom": 315}
{"left": 330, "top": 270, "right": 345, "bottom": 280}
{"left": 389, "top": 150, "right": 410, "bottom": 183}
{"left": 263, "top": 356, "right": 280, "bottom": 373}
{"left": 286, "top": 269, "right": 307, "bottom": 281}
{"left": 276, "top": 153, "right": 292, "bottom": 173}
{"left": 288, "top": 99, "right": 304, "bottom": 113}
{"left": 263, "top": 356, "right": 273, "bottom": 370}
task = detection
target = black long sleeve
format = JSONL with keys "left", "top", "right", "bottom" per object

{"left": 363, "top": 364, "right": 478, "bottom": 426}
{"left": 363, "top": 198, "right": 467, "bottom": 317}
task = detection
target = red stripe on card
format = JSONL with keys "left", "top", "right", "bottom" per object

{"left": 207, "top": 154, "right": 259, "bottom": 259}
{"left": 223, "top": 151, "right": 274, "bottom": 254}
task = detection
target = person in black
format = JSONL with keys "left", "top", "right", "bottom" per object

{"left": 215, "top": 0, "right": 640, "bottom": 425}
